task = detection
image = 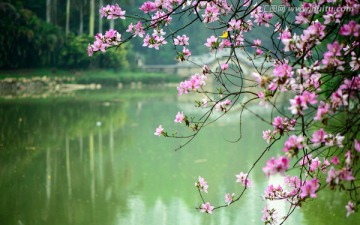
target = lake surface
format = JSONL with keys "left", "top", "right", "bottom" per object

{"left": 0, "top": 87, "right": 358, "bottom": 225}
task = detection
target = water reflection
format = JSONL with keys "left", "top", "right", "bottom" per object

{"left": 0, "top": 88, "right": 358, "bottom": 225}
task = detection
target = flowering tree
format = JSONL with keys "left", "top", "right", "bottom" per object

{"left": 88, "top": 0, "right": 360, "bottom": 224}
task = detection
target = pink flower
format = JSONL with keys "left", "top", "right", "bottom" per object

{"left": 311, "top": 129, "right": 326, "bottom": 147}
{"left": 174, "top": 34, "right": 189, "bottom": 46}
{"left": 139, "top": 1, "right": 157, "bottom": 13}
{"left": 195, "top": 176, "right": 208, "bottom": 193}
{"left": 204, "top": 35, "right": 219, "bottom": 50}
{"left": 255, "top": 48, "right": 263, "bottom": 55}
{"left": 126, "top": 21, "right": 145, "bottom": 38}
{"left": 309, "top": 157, "right": 321, "bottom": 173}
{"left": 200, "top": 202, "right": 214, "bottom": 214}
{"left": 99, "top": 3, "right": 126, "bottom": 19}
{"left": 220, "top": 63, "right": 228, "bottom": 71}
{"left": 330, "top": 156, "right": 339, "bottom": 165}
{"left": 314, "top": 101, "right": 330, "bottom": 121}
{"left": 263, "top": 156, "right": 289, "bottom": 178}
{"left": 345, "top": 150, "right": 351, "bottom": 166}
{"left": 87, "top": 45, "right": 93, "bottom": 57}
{"left": 299, "top": 178, "right": 319, "bottom": 199}
{"left": 215, "top": 99, "right": 232, "bottom": 112}
{"left": 154, "top": 125, "right": 164, "bottom": 136}
{"left": 354, "top": 139, "right": 360, "bottom": 152}
{"left": 253, "top": 39, "right": 262, "bottom": 47}
{"left": 225, "top": 193, "right": 235, "bottom": 206}
{"left": 262, "top": 130, "right": 272, "bottom": 143}
{"left": 345, "top": 201, "right": 355, "bottom": 217}
{"left": 236, "top": 172, "right": 252, "bottom": 187}
{"left": 174, "top": 112, "right": 185, "bottom": 123}
{"left": 283, "top": 135, "right": 304, "bottom": 153}
{"left": 339, "top": 21, "right": 360, "bottom": 37}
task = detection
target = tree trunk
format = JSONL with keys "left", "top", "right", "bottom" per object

{"left": 65, "top": 0, "right": 71, "bottom": 36}
{"left": 99, "top": 0, "right": 103, "bottom": 33}
{"left": 53, "top": 0, "right": 57, "bottom": 25}
{"left": 79, "top": 2, "right": 83, "bottom": 35}
{"left": 46, "top": 0, "right": 51, "bottom": 23}
{"left": 89, "top": 0, "right": 95, "bottom": 36}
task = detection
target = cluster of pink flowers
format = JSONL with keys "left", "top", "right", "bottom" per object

{"left": 154, "top": 125, "right": 164, "bottom": 136}
{"left": 99, "top": 3, "right": 126, "bottom": 19}
{"left": 262, "top": 156, "right": 289, "bottom": 178}
{"left": 126, "top": 21, "right": 145, "bottom": 38}
{"left": 88, "top": 29, "right": 122, "bottom": 56}
{"left": 236, "top": 172, "right": 252, "bottom": 187}
{"left": 200, "top": 202, "right": 214, "bottom": 214}
{"left": 311, "top": 129, "right": 344, "bottom": 148}
{"left": 272, "top": 116, "right": 296, "bottom": 136}
{"left": 174, "top": 34, "right": 189, "bottom": 46}
{"left": 225, "top": 193, "right": 235, "bottom": 206}
{"left": 289, "top": 91, "right": 318, "bottom": 115}
{"left": 143, "top": 29, "right": 168, "bottom": 50}
{"left": 174, "top": 112, "right": 185, "bottom": 123}
{"left": 215, "top": 99, "right": 232, "bottom": 112}
{"left": 195, "top": 0, "right": 232, "bottom": 24}
{"left": 299, "top": 178, "right": 319, "bottom": 199}
{"left": 195, "top": 176, "right": 208, "bottom": 193}
{"left": 250, "top": 4, "right": 273, "bottom": 27}
{"left": 282, "top": 135, "right": 305, "bottom": 154}
{"left": 175, "top": 47, "right": 191, "bottom": 61}
{"left": 177, "top": 73, "right": 207, "bottom": 95}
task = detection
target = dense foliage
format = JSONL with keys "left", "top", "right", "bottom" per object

{"left": 0, "top": 1, "right": 130, "bottom": 70}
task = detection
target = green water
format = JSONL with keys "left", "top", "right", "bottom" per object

{"left": 0, "top": 88, "right": 358, "bottom": 225}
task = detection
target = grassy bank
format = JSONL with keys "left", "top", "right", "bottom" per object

{"left": 0, "top": 68, "right": 183, "bottom": 86}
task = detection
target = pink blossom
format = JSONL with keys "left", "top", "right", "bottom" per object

{"left": 272, "top": 116, "right": 296, "bottom": 135}
{"left": 299, "top": 178, "right": 319, "bottom": 199}
{"left": 322, "top": 41, "right": 345, "bottom": 70}
{"left": 289, "top": 91, "right": 317, "bottom": 115}
{"left": 273, "top": 62, "right": 293, "bottom": 78}
{"left": 264, "top": 184, "right": 285, "bottom": 200}
{"left": 345, "top": 150, "right": 351, "bottom": 166}
{"left": 283, "top": 135, "right": 304, "bottom": 153}
{"left": 204, "top": 35, "right": 219, "bottom": 51}
{"left": 339, "top": 20, "right": 360, "bottom": 37}
{"left": 262, "top": 130, "right": 272, "bottom": 143}
{"left": 255, "top": 48, "right": 263, "bottom": 55}
{"left": 236, "top": 172, "right": 252, "bottom": 187}
{"left": 261, "top": 205, "right": 277, "bottom": 224}
{"left": 126, "top": 21, "right": 145, "bottom": 38}
{"left": 345, "top": 201, "right": 355, "bottom": 217}
{"left": 263, "top": 156, "right": 289, "bottom": 178}
{"left": 309, "top": 157, "right": 321, "bottom": 173}
{"left": 139, "top": 1, "right": 157, "bottom": 13}
{"left": 154, "top": 125, "right": 164, "bottom": 136}
{"left": 174, "top": 34, "right": 190, "bottom": 46}
{"left": 253, "top": 39, "right": 262, "bottom": 47}
{"left": 225, "top": 193, "right": 235, "bottom": 206}
{"left": 215, "top": 99, "right": 232, "bottom": 112}
{"left": 354, "top": 139, "right": 360, "bottom": 152}
{"left": 195, "top": 176, "right": 208, "bottom": 193}
{"left": 202, "top": 4, "right": 220, "bottom": 23}
{"left": 174, "top": 112, "right": 185, "bottom": 123}
{"left": 87, "top": 45, "right": 93, "bottom": 57}
{"left": 311, "top": 129, "right": 326, "bottom": 147}
{"left": 220, "top": 63, "right": 228, "bottom": 71}
{"left": 330, "top": 156, "right": 339, "bottom": 165}
{"left": 200, "top": 202, "right": 214, "bottom": 214}
{"left": 99, "top": 4, "right": 126, "bottom": 19}
{"left": 314, "top": 101, "right": 330, "bottom": 121}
